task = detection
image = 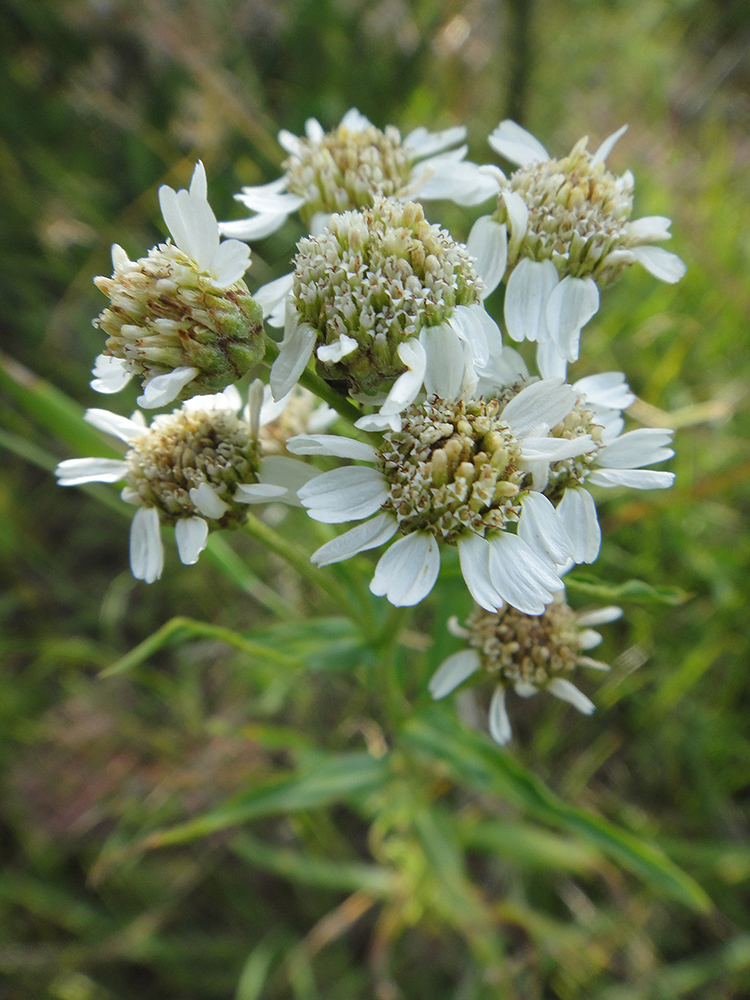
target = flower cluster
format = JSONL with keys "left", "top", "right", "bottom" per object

{"left": 57, "top": 108, "right": 683, "bottom": 747}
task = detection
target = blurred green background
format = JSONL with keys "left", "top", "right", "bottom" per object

{"left": 2, "top": 0, "right": 750, "bottom": 997}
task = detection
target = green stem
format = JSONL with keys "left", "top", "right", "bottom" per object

{"left": 262, "top": 338, "right": 366, "bottom": 428}
{"left": 375, "top": 604, "right": 413, "bottom": 727}
{"left": 242, "top": 512, "right": 373, "bottom": 634}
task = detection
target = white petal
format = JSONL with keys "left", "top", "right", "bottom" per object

{"left": 90, "top": 354, "right": 132, "bottom": 394}
{"left": 254, "top": 271, "right": 294, "bottom": 318}
{"left": 55, "top": 457, "right": 128, "bottom": 486}
{"left": 234, "top": 482, "right": 289, "bottom": 504}
{"left": 488, "top": 120, "right": 549, "bottom": 166}
{"left": 519, "top": 492, "right": 572, "bottom": 566}
{"left": 209, "top": 238, "right": 252, "bottom": 288}
{"left": 304, "top": 117, "right": 325, "bottom": 142}
{"left": 84, "top": 408, "right": 145, "bottom": 444}
{"left": 339, "top": 108, "right": 371, "bottom": 132}
{"left": 631, "top": 245, "right": 687, "bottom": 283}
{"left": 536, "top": 339, "right": 568, "bottom": 380}
{"left": 175, "top": 516, "right": 208, "bottom": 565}
{"left": 269, "top": 320, "right": 316, "bottom": 400}
{"left": 587, "top": 468, "right": 675, "bottom": 489}
{"left": 429, "top": 650, "right": 480, "bottom": 700}
{"left": 158, "top": 184, "right": 190, "bottom": 255}
{"left": 599, "top": 428, "right": 673, "bottom": 469}
{"left": 450, "top": 304, "right": 489, "bottom": 367}
{"left": 467, "top": 216, "right": 507, "bottom": 298}
{"left": 379, "top": 338, "right": 427, "bottom": 415}
{"left": 521, "top": 434, "right": 595, "bottom": 463}
{"left": 286, "top": 434, "right": 377, "bottom": 461}
{"left": 545, "top": 276, "right": 599, "bottom": 362}
{"left": 547, "top": 677, "right": 595, "bottom": 715}
{"left": 488, "top": 686, "right": 513, "bottom": 745}
{"left": 298, "top": 466, "right": 388, "bottom": 523}
{"left": 627, "top": 215, "right": 672, "bottom": 241}
{"left": 129, "top": 507, "right": 164, "bottom": 583}
{"left": 137, "top": 367, "right": 199, "bottom": 409}
{"left": 557, "top": 488, "right": 601, "bottom": 564}
{"left": 234, "top": 189, "right": 306, "bottom": 214}
{"left": 310, "top": 512, "right": 398, "bottom": 567}
{"left": 502, "top": 378, "right": 574, "bottom": 438}
{"left": 189, "top": 482, "right": 229, "bottom": 519}
{"left": 404, "top": 124, "right": 466, "bottom": 158}
{"left": 578, "top": 629, "right": 603, "bottom": 650}
{"left": 504, "top": 259, "right": 559, "bottom": 343}
{"left": 369, "top": 532, "right": 440, "bottom": 606}
{"left": 316, "top": 334, "right": 358, "bottom": 363}
{"left": 219, "top": 212, "right": 290, "bottom": 241}
{"left": 173, "top": 186, "right": 219, "bottom": 271}
{"left": 457, "top": 533, "right": 504, "bottom": 612}
{"left": 355, "top": 412, "right": 403, "bottom": 433}
{"left": 189, "top": 161, "right": 208, "bottom": 199}
{"left": 257, "top": 455, "right": 321, "bottom": 504}
{"left": 574, "top": 371, "right": 634, "bottom": 411}
{"left": 576, "top": 606, "right": 623, "bottom": 627}
{"left": 278, "top": 129, "right": 303, "bottom": 155}
{"left": 420, "top": 323, "right": 470, "bottom": 400}
{"left": 488, "top": 533, "right": 562, "bottom": 615}
{"left": 592, "top": 124, "right": 628, "bottom": 164}
{"left": 415, "top": 158, "right": 500, "bottom": 206}
{"left": 502, "top": 190, "right": 529, "bottom": 260}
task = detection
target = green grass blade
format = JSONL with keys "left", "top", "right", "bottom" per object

{"left": 401, "top": 707, "right": 712, "bottom": 912}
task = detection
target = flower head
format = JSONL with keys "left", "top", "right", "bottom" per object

{"left": 467, "top": 122, "right": 686, "bottom": 372}
{"left": 290, "top": 382, "right": 596, "bottom": 611}
{"left": 476, "top": 368, "right": 675, "bottom": 565}
{"left": 56, "top": 383, "right": 318, "bottom": 582}
{"left": 269, "top": 198, "right": 500, "bottom": 423}
{"left": 91, "top": 162, "right": 264, "bottom": 409}
{"left": 220, "top": 108, "right": 498, "bottom": 241}
{"left": 429, "top": 597, "right": 622, "bottom": 745}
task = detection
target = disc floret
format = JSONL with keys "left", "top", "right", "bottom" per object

{"left": 496, "top": 135, "right": 634, "bottom": 284}
{"left": 376, "top": 396, "right": 526, "bottom": 544}
{"left": 292, "top": 198, "right": 483, "bottom": 395}
{"left": 284, "top": 122, "right": 412, "bottom": 222}
{"left": 123, "top": 403, "right": 262, "bottom": 530}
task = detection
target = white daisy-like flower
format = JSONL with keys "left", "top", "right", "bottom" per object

{"left": 220, "top": 107, "right": 499, "bottom": 242}
{"left": 55, "top": 382, "right": 318, "bottom": 583}
{"left": 429, "top": 597, "right": 622, "bottom": 745}
{"left": 266, "top": 198, "right": 502, "bottom": 429}
{"left": 91, "top": 162, "right": 263, "bottom": 410}
{"left": 466, "top": 121, "right": 686, "bottom": 370}
{"left": 539, "top": 371, "right": 675, "bottom": 564}
{"left": 289, "top": 384, "right": 597, "bottom": 611}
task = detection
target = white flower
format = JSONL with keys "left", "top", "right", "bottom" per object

{"left": 91, "top": 162, "right": 260, "bottom": 409}
{"left": 265, "top": 199, "right": 502, "bottom": 430}
{"left": 541, "top": 371, "right": 675, "bottom": 564}
{"left": 429, "top": 597, "right": 622, "bottom": 745}
{"left": 55, "top": 382, "right": 318, "bottom": 583}
{"left": 466, "top": 121, "right": 686, "bottom": 370}
{"left": 220, "top": 108, "right": 499, "bottom": 242}
{"left": 290, "top": 385, "right": 596, "bottom": 611}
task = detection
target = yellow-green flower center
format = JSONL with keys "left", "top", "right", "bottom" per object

{"left": 125, "top": 406, "right": 261, "bottom": 528}
{"left": 467, "top": 601, "right": 584, "bottom": 687}
{"left": 377, "top": 396, "right": 526, "bottom": 544}
{"left": 293, "top": 199, "right": 483, "bottom": 395}
{"left": 283, "top": 123, "right": 412, "bottom": 222}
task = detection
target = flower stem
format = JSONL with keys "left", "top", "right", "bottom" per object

{"left": 242, "top": 512, "right": 374, "bottom": 633}
{"left": 263, "top": 338, "right": 364, "bottom": 427}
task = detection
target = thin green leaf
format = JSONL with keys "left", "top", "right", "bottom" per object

{"left": 230, "top": 832, "right": 396, "bottom": 897}
{"left": 400, "top": 707, "right": 712, "bottom": 912}
{"left": 92, "top": 751, "right": 389, "bottom": 876}
{"left": 100, "top": 615, "right": 299, "bottom": 677}
{"left": 565, "top": 572, "right": 690, "bottom": 605}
